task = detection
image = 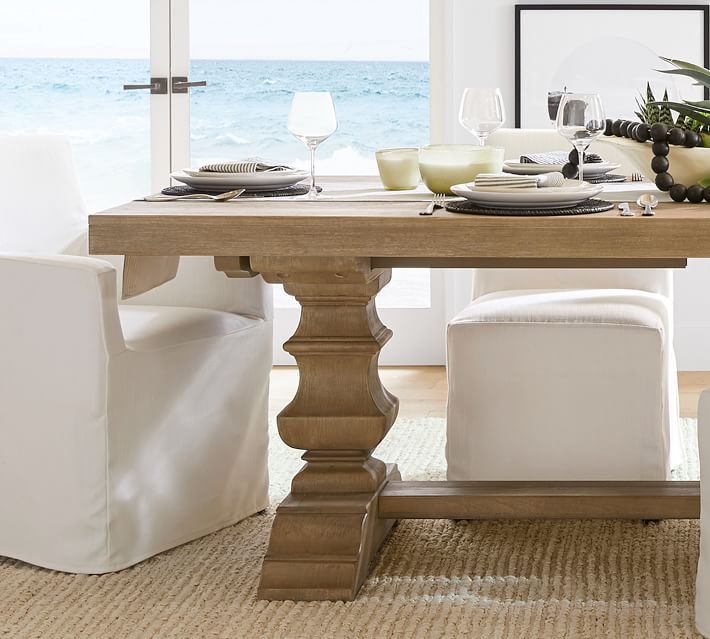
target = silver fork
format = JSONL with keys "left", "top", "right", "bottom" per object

{"left": 145, "top": 188, "right": 245, "bottom": 202}
{"left": 629, "top": 172, "right": 645, "bottom": 182}
{"left": 419, "top": 192, "right": 446, "bottom": 216}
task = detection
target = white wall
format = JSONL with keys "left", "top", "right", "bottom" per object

{"left": 434, "top": 0, "right": 710, "bottom": 370}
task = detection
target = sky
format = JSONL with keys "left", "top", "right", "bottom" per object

{"left": 0, "top": 0, "right": 429, "bottom": 61}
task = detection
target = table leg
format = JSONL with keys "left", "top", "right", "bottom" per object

{"left": 252, "top": 257, "right": 400, "bottom": 601}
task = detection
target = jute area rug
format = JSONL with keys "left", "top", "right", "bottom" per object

{"left": 0, "top": 418, "right": 702, "bottom": 639}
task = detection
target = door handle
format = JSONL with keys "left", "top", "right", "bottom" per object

{"left": 171, "top": 77, "right": 207, "bottom": 94}
{"left": 122, "top": 77, "right": 168, "bottom": 95}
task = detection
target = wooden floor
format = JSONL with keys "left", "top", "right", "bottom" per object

{"left": 270, "top": 367, "right": 710, "bottom": 420}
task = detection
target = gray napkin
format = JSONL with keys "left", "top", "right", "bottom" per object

{"left": 199, "top": 158, "right": 292, "bottom": 173}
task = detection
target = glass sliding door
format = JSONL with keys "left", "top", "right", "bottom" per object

{"left": 0, "top": 0, "right": 169, "bottom": 212}
{"left": 174, "top": 0, "right": 446, "bottom": 364}
{"left": 1, "top": 0, "right": 448, "bottom": 364}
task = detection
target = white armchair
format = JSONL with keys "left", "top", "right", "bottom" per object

{"left": 488, "top": 128, "right": 635, "bottom": 174}
{"left": 446, "top": 129, "right": 680, "bottom": 481}
{"left": 0, "top": 135, "right": 272, "bottom": 573}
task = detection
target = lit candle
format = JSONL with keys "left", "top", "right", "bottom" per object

{"left": 376, "top": 148, "right": 421, "bottom": 190}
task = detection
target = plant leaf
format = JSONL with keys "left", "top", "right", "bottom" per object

{"left": 656, "top": 68, "right": 710, "bottom": 89}
{"left": 660, "top": 57, "right": 710, "bottom": 75}
{"left": 646, "top": 82, "right": 655, "bottom": 103}
{"left": 660, "top": 90, "right": 674, "bottom": 124}
{"left": 649, "top": 101, "right": 710, "bottom": 127}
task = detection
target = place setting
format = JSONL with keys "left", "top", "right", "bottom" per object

{"left": 143, "top": 91, "right": 337, "bottom": 202}
{"left": 408, "top": 89, "right": 619, "bottom": 217}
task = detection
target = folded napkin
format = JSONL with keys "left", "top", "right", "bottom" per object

{"left": 519, "top": 151, "right": 569, "bottom": 165}
{"left": 519, "top": 151, "right": 603, "bottom": 164}
{"left": 199, "top": 158, "right": 292, "bottom": 173}
{"left": 475, "top": 172, "right": 565, "bottom": 189}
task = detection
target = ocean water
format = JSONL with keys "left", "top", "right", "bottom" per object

{"left": 0, "top": 58, "right": 429, "bottom": 210}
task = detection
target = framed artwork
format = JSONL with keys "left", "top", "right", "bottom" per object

{"left": 515, "top": 4, "right": 710, "bottom": 128}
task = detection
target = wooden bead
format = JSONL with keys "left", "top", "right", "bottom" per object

{"left": 684, "top": 131, "right": 699, "bottom": 148}
{"left": 651, "top": 155, "right": 669, "bottom": 174}
{"left": 650, "top": 122, "right": 668, "bottom": 142}
{"left": 655, "top": 172, "right": 674, "bottom": 191}
{"left": 687, "top": 185, "right": 705, "bottom": 203}
{"left": 652, "top": 141, "right": 670, "bottom": 156}
{"left": 668, "top": 128, "right": 686, "bottom": 146}
{"left": 634, "top": 124, "right": 651, "bottom": 142}
{"left": 670, "top": 184, "right": 688, "bottom": 202}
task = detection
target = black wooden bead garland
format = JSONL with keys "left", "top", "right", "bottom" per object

{"left": 604, "top": 118, "right": 710, "bottom": 203}
{"left": 561, "top": 148, "right": 603, "bottom": 179}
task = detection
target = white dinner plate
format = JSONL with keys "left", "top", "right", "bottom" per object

{"left": 171, "top": 169, "right": 309, "bottom": 192}
{"left": 450, "top": 180, "right": 603, "bottom": 209}
{"left": 503, "top": 160, "right": 620, "bottom": 177}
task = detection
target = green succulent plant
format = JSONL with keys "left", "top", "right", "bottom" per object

{"left": 649, "top": 57, "right": 710, "bottom": 139}
{"left": 637, "top": 84, "right": 676, "bottom": 126}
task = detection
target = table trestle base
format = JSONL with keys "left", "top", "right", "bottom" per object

{"left": 378, "top": 480, "right": 700, "bottom": 520}
{"left": 253, "top": 257, "right": 400, "bottom": 602}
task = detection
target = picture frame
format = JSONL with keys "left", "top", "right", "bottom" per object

{"left": 515, "top": 4, "right": 710, "bottom": 128}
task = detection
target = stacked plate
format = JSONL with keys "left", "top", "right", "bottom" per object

{"left": 170, "top": 168, "right": 310, "bottom": 193}
{"left": 450, "top": 179, "right": 603, "bottom": 209}
{"left": 503, "top": 159, "right": 620, "bottom": 178}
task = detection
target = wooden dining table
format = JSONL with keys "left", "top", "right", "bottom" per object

{"left": 89, "top": 180, "right": 709, "bottom": 602}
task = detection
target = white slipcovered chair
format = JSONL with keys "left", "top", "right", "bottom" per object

{"left": 446, "top": 129, "right": 679, "bottom": 481}
{"left": 698, "top": 391, "right": 710, "bottom": 637}
{"left": 488, "top": 128, "right": 635, "bottom": 174}
{"left": 0, "top": 135, "right": 272, "bottom": 573}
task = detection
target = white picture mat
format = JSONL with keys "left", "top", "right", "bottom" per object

{"left": 518, "top": 8, "right": 706, "bottom": 128}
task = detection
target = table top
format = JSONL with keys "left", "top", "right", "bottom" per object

{"left": 89, "top": 179, "right": 710, "bottom": 259}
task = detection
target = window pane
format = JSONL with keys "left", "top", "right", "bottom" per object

{"left": 0, "top": 1, "right": 151, "bottom": 212}
{"left": 377, "top": 269, "right": 431, "bottom": 308}
{"left": 189, "top": 0, "right": 429, "bottom": 175}
{"left": 190, "top": 0, "right": 430, "bottom": 309}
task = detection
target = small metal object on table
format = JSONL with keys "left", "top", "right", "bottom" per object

{"left": 638, "top": 193, "right": 659, "bottom": 216}
{"left": 618, "top": 202, "right": 634, "bottom": 216}
{"left": 145, "top": 189, "right": 245, "bottom": 202}
{"left": 419, "top": 192, "right": 446, "bottom": 216}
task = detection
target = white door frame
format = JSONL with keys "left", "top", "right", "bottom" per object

{"left": 149, "top": 0, "right": 174, "bottom": 191}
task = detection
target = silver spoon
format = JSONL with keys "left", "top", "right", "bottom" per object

{"left": 637, "top": 193, "right": 658, "bottom": 216}
{"left": 145, "top": 188, "right": 246, "bottom": 202}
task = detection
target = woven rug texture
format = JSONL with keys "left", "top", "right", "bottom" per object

{"left": 0, "top": 418, "right": 702, "bottom": 639}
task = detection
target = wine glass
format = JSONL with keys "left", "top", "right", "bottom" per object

{"left": 288, "top": 92, "right": 337, "bottom": 199}
{"left": 555, "top": 93, "right": 606, "bottom": 183}
{"left": 458, "top": 88, "right": 505, "bottom": 146}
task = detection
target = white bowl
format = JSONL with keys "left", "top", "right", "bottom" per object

{"left": 418, "top": 145, "right": 504, "bottom": 195}
{"left": 596, "top": 136, "right": 710, "bottom": 186}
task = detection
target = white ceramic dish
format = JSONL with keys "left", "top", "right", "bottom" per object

{"left": 596, "top": 136, "right": 710, "bottom": 186}
{"left": 503, "top": 160, "right": 620, "bottom": 177}
{"left": 450, "top": 180, "right": 603, "bottom": 209}
{"left": 171, "top": 169, "right": 309, "bottom": 191}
